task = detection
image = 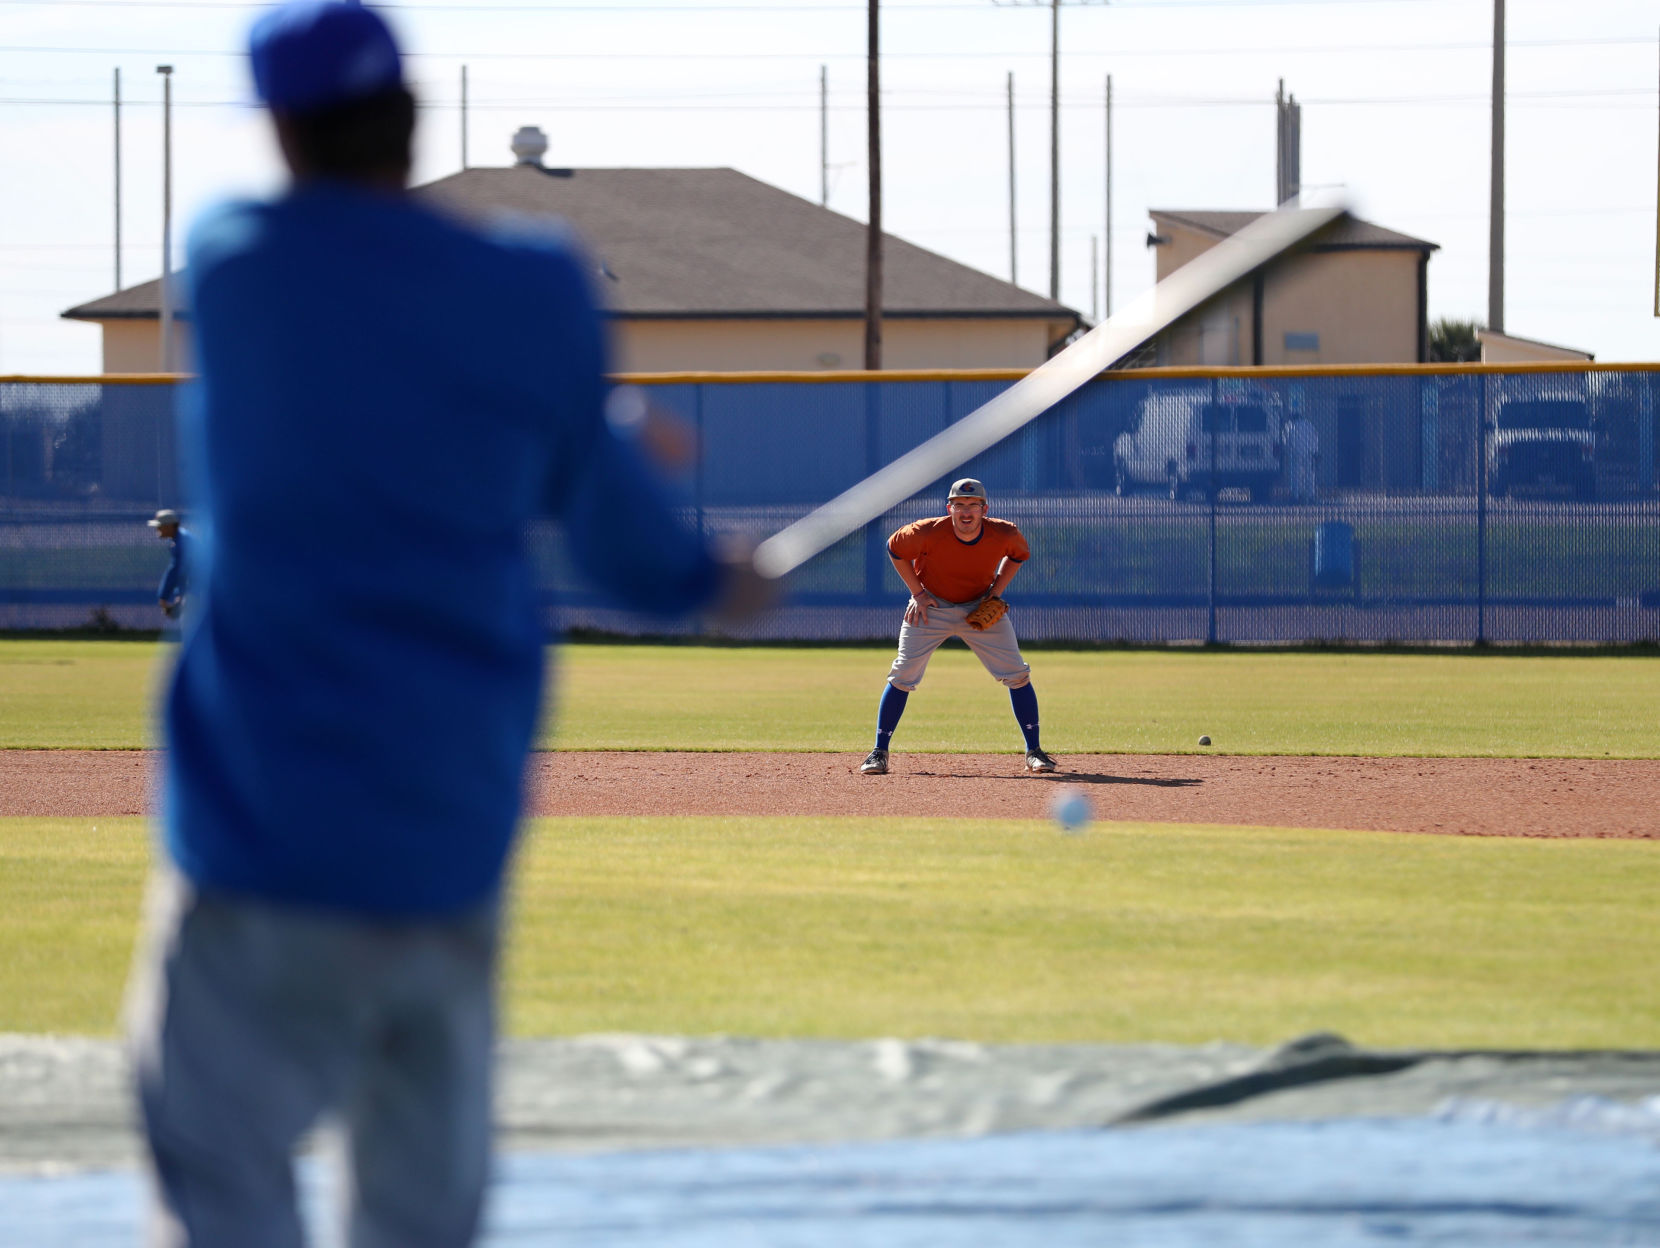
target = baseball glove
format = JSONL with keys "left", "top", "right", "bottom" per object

{"left": 965, "top": 595, "right": 1008, "bottom": 631}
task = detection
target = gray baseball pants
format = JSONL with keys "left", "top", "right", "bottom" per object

{"left": 886, "top": 600, "right": 1031, "bottom": 692}
{"left": 126, "top": 867, "right": 500, "bottom": 1248}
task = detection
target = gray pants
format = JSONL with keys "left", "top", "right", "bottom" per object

{"left": 887, "top": 600, "right": 1031, "bottom": 692}
{"left": 126, "top": 868, "right": 500, "bottom": 1248}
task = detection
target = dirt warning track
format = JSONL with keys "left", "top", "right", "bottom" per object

{"left": 3, "top": 750, "right": 1656, "bottom": 840}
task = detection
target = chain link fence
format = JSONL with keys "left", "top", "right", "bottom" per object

{"left": 3, "top": 366, "right": 1657, "bottom": 641}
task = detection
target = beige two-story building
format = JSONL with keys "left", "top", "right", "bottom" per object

{"left": 63, "top": 134, "right": 1080, "bottom": 375}
{"left": 1141, "top": 209, "right": 1438, "bottom": 367}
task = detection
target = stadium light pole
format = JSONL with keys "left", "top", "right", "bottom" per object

{"left": 157, "top": 64, "right": 174, "bottom": 373}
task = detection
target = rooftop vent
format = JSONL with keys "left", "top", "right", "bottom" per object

{"left": 511, "top": 126, "right": 548, "bottom": 167}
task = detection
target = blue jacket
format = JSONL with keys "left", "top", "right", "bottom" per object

{"left": 158, "top": 530, "right": 191, "bottom": 604}
{"left": 167, "top": 182, "right": 719, "bottom": 917}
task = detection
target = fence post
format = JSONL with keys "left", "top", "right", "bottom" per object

{"left": 1207, "top": 375, "right": 1218, "bottom": 645}
{"left": 1639, "top": 377, "right": 1655, "bottom": 494}
{"left": 1477, "top": 372, "right": 1488, "bottom": 644}
{"left": 686, "top": 382, "right": 707, "bottom": 639}
{"left": 1420, "top": 374, "right": 1438, "bottom": 492}
{"left": 155, "top": 393, "right": 165, "bottom": 508}
{"left": 864, "top": 380, "right": 885, "bottom": 605}
{"left": 692, "top": 383, "right": 705, "bottom": 540}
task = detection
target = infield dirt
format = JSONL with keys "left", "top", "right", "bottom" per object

{"left": 3, "top": 750, "right": 1656, "bottom": 840}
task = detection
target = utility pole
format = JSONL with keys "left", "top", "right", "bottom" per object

{"left": 1007, "top": 70, "right": 1017, "bottom": 284}
{"left": 1090, "top": 234, "right": 1098, "bottom": 322}
{"left": 1489, "top": 0, "right": 1505, "bottom": 333}
{"left": 865, "top": 0, "right": 882, "bottom": 369}
{"left": 1048, "top": 0, "right": 1059, "bottom": 300}
{"left": 157, "top": 64, "right": 174, "bottom": 373}
{"left": 992, "top": 1, "right": 1110, "bottom": 305}
{"left": 1275, "top": 78, "right": 1301, "bottom": 206}
{"left": 461, "top": 65, "right": 469, "bottom": 169}
{"left": 114, "top": 68, "right": 122, "bottom": 291}
{"left": 1103, "top": 72, "right": 1112, "bottom": 317}
{"left": 821, "top": 64, "right": 829, "bottom": 207}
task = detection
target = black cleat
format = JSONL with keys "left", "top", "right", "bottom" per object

{"left": 1025, "top": 749, "right": 1057, "bottom": 774}
{"left": 860, "top": 748, "right": 890, "bottom": 776}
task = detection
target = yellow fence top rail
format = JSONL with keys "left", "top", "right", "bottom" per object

{"left": 613, "top": 362, "right": 1660, "bottom": 384}
{"left": 4, "top": 362, "right": 1660, "bottom": 388}
{"left": 0, "top": 373, "right": 189, "bottom": 385}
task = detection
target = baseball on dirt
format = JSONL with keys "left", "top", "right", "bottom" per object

{"left": 1051, "top": 789, "right": 1091, "bottom": 834}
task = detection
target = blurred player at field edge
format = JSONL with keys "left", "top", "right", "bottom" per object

{"left": 124, "top": 4, "right": 768, "bottom": 1246}
{"left": 860, "top": 477, "right": 1056, "bottom": 776}
{"left": 146, "top": 508, "right": 190, "bottom": 621}
{"left": 1284, "top": 412, "right": 1320, "bottom": 503}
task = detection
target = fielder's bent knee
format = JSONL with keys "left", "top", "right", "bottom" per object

{"left": 1001, "top": 672, "right": 1031, "bottom": 689}
{"left": 886, "top": 675, "right": 921, "bottom": 694}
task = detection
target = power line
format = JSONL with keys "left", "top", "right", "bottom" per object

{"left": 2, "top": 86, "right": 1650, "bottom": 110}
{"left": 2, "top": 35, "right": 1649, "bottom": 59}
{"left": 9, "top": 207, "right": 1655, "bottom": 266}
{"left": 0, "top": 0, "right": 1448, "bottom": 10}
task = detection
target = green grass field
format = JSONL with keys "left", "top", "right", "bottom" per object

{"left": 5, "top": 638, "right": 1660, "bottom": 756}
{"left": 5, "top": 815, "right": 1656, "bottom": 1048}
{"left": 3, "top": 639, "right": 1655, "bottom": 1050}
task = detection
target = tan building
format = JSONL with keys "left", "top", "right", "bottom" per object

{"left": 1140, "top": 210, "right": 1438, "bottom": 367}
{"left": 63, "top": 138, "right": 1079, "bottom": 375}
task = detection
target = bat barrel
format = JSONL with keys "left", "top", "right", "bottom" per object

{"left": 754, "top": 202, "right": 1349, "bottom": 580}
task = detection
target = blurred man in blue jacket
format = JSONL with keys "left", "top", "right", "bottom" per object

{"left": 125, "top": 5, "right": 766, "bottom": 1245}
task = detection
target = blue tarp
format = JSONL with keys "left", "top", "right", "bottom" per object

{"left": 7, "top": 1107, "right": 1660, "bottom": 1247}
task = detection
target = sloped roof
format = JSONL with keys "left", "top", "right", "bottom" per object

{"left": 65, "top": 165, "right": 1079, "bottom": 324}
{"left": 63, "top": 277, "right": 173, "bottom": 321}
{"left": 422, "top": 166, "right": 1072, "bottom": 319}
{"left": 1477, "top": 328, "right": 1594, "bottom": 361}
{"left": 1150, "top": 209, "right": 1438, "bottom": 252}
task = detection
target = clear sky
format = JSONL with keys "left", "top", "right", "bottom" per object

{"left": 2, "top": 0, "right": 1657, "bottom": 373}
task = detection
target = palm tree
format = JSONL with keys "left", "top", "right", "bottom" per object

{"left": 1429, "top": 318, "right": 1483, "bottom": 363}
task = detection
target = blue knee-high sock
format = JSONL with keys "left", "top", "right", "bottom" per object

{"left": 1009, "top": 682, "right": 1041, "bottom": 751}
{"left": 875, "top": 683, "right": 909, "bottom": 751}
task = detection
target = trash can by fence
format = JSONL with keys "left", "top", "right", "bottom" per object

{"left": 1311, "top": 520, "right": 1356, "bottom": 591}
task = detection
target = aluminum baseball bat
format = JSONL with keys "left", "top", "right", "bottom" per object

{"left": 753, "top": 202, "right": 1349, "bottom": 580}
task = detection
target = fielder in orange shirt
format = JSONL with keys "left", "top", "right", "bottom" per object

{"left": 860, "top": 478, "right": 1056, "bottom": 775}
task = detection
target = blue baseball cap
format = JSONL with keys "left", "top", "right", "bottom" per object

{"left": 249, "top": 1, "right": 404, "bottom": 114}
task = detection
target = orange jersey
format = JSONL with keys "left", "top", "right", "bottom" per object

{"left": 887, "top": 516, "right": 1029, "bottom": 604}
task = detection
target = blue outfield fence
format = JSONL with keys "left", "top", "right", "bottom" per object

{"left": 3, "top": 365, "right": 1658, "bottom": 643}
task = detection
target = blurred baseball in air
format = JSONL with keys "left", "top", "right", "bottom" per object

{"left": 1051, "top": 788, "right": 1091, "bottom": 834}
